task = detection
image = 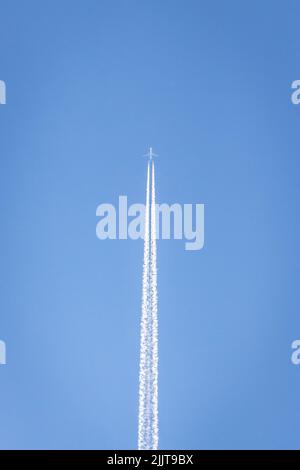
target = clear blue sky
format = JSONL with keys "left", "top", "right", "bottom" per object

{"left": 0, "top": 0, "right": 299, "bottom": 449}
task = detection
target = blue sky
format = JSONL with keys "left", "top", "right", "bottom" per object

{"left": 0, "top": 0, "right": 299, "bottom": 449}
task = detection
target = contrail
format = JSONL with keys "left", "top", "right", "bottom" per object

{"left": 138, "top": 161, "right": 150, "bottom": 450}
{"left": 138, "top": 160, "right": 159, "bottom": 450}
{"left": 150, "top": 162, "right": 158, "bottom": 449}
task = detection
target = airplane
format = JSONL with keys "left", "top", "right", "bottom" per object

{"left": 143, "top": 147, "right": 158, "bottom": 161}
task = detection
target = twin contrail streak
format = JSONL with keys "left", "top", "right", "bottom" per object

{"left": 138, "top": 160, "right": 158, "bottom": 450}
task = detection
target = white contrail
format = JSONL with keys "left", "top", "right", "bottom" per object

{"left": 150, "top": 161, "right": 158, "bottom": 449}
{"left": 138, "top": 160, "right": 159, "bottom": 450}
{"left": 138, "top": 161, "right": 150, "bottom": 450}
